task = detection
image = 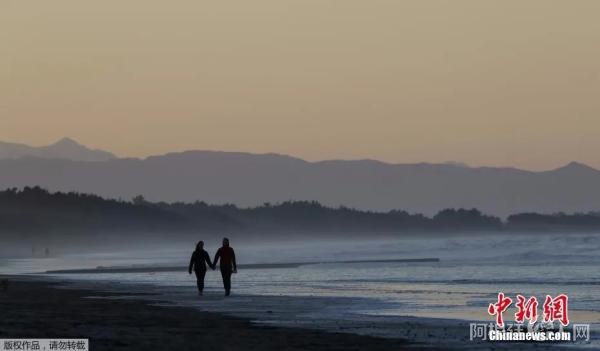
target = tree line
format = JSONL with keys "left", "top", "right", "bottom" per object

{"left": 1, "top": 187, "right": 599, "bottom": 236}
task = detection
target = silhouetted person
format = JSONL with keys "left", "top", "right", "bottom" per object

{"left": 213, "top": 237, "right": 237, "bottom": 296}
{"left": 188, "top": 241, "right": 213, "bottom": 295}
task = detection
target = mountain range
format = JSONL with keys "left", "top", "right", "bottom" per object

{"left": 0, "top": 138, "right": 115, "bottom": 162}
{"left": 1, "top": 138, "right": 599, "bottom": 217}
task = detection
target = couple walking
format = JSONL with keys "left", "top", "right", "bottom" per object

{"left": 188, "top": 237, "right": 237, "bottom": 296}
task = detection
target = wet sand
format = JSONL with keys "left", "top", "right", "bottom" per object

{"left": 0, "top": 276, "right": 417, "bottom": 351}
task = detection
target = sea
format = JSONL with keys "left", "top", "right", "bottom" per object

{"left": 1, "top": 232, "right": 599, "bottom": 349}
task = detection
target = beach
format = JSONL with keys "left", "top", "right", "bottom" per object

{"left": 1, "top": 234, "right": 598, "bottom": 350}
{"left": 1, "top": 275, "right": 587, "bottom": 351}
{"left": 0, "top": 275, "right": 415, "bottom": 351}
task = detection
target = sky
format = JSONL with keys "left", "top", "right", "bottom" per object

{"left": 1, "top": 1, "right": 599, "bottom": 171}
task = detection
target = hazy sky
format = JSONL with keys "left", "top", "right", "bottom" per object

{"left": 2, "top": 1, "right": 599, "bottom": 170}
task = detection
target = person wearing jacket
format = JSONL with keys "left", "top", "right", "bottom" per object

{"left": 188, "top": 241, "right": 214, "bottom": 295}
{"left": 212, "top": 237, "right": 237, "bottom": 296}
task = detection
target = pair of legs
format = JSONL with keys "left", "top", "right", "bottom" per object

{"left": 194, "top": 269, "right": 206, "bottom": 295}
{"left": 195, "top": 268, "right": 233, "bottom": 296}
{"left": 220, "top": 267, "right": 232, "bottom": 296}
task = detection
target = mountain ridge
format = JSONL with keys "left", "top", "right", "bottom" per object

{"left": 3, "top": 138, "right": 596, "bottom": 174}
{"left": 0, "top": 151, "right": 599, "bottom": 217}
{"left": 0, "top": 138, "right": 115, "bottom": 162}
{"left": 1, "top": 139, "right": 599, "bottom": 217}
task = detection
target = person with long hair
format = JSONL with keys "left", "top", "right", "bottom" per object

{"left": 188, "top": 240, "right": 214, "bottom": 296}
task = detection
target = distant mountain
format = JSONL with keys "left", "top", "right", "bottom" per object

{"left": 0, "top": 138, "right": 115, "bottom": 162}
{"left": 0, "top": 149, "right": 599, "bottom": 217}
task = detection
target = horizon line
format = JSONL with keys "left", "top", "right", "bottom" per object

{"left": 1, "top": 137, "right": 597, "bottom": 173}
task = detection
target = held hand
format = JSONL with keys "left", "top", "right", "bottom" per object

{"left": 188, "top": 271, "right": 192, "bottom": 275}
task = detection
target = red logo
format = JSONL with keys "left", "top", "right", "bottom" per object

{"left": 488, "top": 292, "right": 512, "bottom": 327}
{"left": 488, "top": 293, "right": 569, "bottom": 327}
{"left": 543, "top": 294, "right": 569, "bottom": 326}
{"left": 515, "top": 295, "right": 539, "bottom": 324}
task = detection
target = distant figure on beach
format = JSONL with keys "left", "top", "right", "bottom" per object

{"left": 213, "top": 237, "right": 237, "bottom": 296}
{"left": 188, "top": 241, "right": 214, "bottom": 296}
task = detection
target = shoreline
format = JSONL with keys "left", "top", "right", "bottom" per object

{"left": 1, "top": 274, "right": 586, "bottom": 350}
{"left": 42, "top": 258, "right": 440, "bottom": 274}
{"left": 0, "top": 275, "right": 419, "bottom": 351}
